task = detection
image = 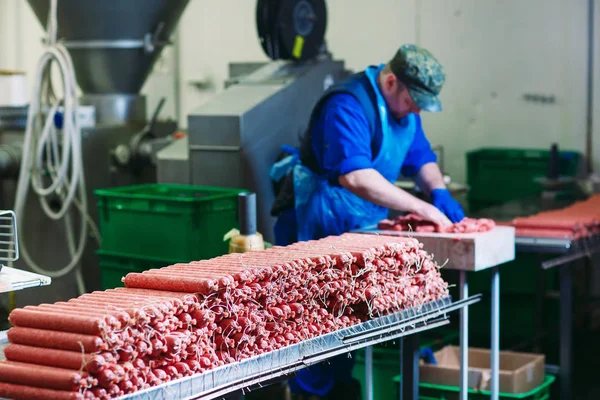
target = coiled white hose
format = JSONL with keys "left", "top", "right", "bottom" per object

{"left": 13, "top": 0, "right": 91, "bottom": 284}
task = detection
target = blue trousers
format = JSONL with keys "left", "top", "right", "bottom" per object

{"left": 274, "top": 208, "right": 356, "bottom": 397}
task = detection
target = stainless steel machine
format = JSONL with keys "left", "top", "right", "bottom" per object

{"left": 156, "top": 0, "right": 347, "bottom": 243}
{"left": 157, "top": 58, "right": 349, "bottom": 243}
{"left": 0, "top": 0, "right": 346, "bottom": 308}
{"left": 0, "top": 0, "right": 189, "bottom": 307}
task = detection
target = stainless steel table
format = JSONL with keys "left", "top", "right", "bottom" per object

{"left": 515, "top": 234, "right": 600, "bottom": 400}
{"left": 117, "top": 296, "right": 480, "bottom": 400}
{"left": 354, "top": 228, "right": 513, "bottom": 400}
{"left": 471, "top": 194, "right": 598, "bottom": 400}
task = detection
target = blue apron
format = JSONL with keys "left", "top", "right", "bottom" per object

{"left": 271, "top": 65, "right": 417, "bottom": 242}
{"left": 269, "top": 66, "right": 418, "bottom": 396}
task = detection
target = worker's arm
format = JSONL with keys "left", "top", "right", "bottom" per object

{"left": 313, "top": 95, "right": 450, "bottom": 226}
{"left": 414, "top": 161, "right": 446, "bottom": 195}
{"left": 401, "top": 115, "right": 441, "bottom": 195}
{"left": 416, "top": 162, "right": 465, "bottom": 222}
{"left": 339, "top": 169, "right": 451, "bottom": 226}
{"left": 402, "top": 116, "right": 465, "bottom": 223}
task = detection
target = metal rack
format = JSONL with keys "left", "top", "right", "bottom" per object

{"left": 0, "top": 210, "right": 51, "bottom": 293}
{"left": 0, "top": 210, "right": 19, "bottom": 267}
{"left": 354, "top": 226, "right": 515, "bottom": 400}
{"left": 119, "top": 295, "right": 480, "bottom": 400}
{"left": 516, "top": 233, "right": 600, "bottom": 400}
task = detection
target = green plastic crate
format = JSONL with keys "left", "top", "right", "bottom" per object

{"left": 95, "top": 184, "right": 248, "bottom": 262}
{"left": 353, "top": 347, "right": 401, "bottom": 400}
{"left": 353, "top": 333, "right": 459, "bottom": 400}
{"left": 393, "top": 374, "right": 555, "bottom": 400}
{"left": 466, "top": 148, "right": 581, "bottom": 206}
{"left": 97, "top": 250, "right": 179, "bottom": 290}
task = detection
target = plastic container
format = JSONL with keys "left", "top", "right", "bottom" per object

{"left": 353, "top": 347, "right": 400, "bottom": 400}
{"left": 466, "top": 148, "right": 582, "bottom": 207}
{"left": 97, "top": 250, "right": 178, "bottom": 290}
{"left": 352, "top": 332, "right": 458, "bottom": 400}
{"left": 95, "top": 184, "right": 247, "bottom": 261}
{"left": 393, "top": 374, "right": 555, "bottom": 400}
{"left": 228, "top": 232, "right": 265, "bottom": 253}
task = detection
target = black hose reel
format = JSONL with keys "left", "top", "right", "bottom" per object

{"left": 256, "top": 0, "right": 327, "bottom": 61}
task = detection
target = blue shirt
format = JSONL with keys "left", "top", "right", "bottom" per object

{"left": 310, "top": 93, "right": 437, "bottom": 184}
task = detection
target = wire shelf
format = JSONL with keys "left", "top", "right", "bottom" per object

{"left": 0, "top": 210, "right": 19, "bottom": 264}
{"left": 119, "top": 295, "right": 481, "bottom": 400}
{"left": 0, "top": 210, "right": 43, "bottom": 293}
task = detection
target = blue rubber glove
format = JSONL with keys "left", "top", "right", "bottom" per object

{"left": 420, "top": 347, "right": 437, "bottom": 365}
{"left": 431, "top": 188, "right": 465, "bottom": 223}
{"left": 54, "top": 111, "right": 64, "bottom": 129}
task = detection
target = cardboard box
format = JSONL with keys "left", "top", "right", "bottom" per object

{"left": 419, "top": 346, "right": 545, "bottom": 394}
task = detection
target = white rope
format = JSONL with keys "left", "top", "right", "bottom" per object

{"left": 13, "top": 0, "right": 91, "bottom": 281}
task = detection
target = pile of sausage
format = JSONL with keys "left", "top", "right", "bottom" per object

{"left": 0, "top": 233, "right": 449, "bottom": 400}
{"left": 511, "top": 194, "right": 600, "bottom": 239}
{"left": 378, "top": 214, "right": 496, "bottom": 234}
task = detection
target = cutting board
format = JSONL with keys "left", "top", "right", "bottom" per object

{"left": 355, "top": 226, "right": 515, "bottom": 271}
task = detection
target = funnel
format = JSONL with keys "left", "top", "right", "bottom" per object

{"left": 27, "top": 0, "right": 189, "bottom": 94}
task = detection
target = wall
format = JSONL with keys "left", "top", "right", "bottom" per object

{"left": 177, "top": 0, "right": 417, "bottom": 125}
{"left": 417, "top": 0, "right": 588, "bottom": 182}
{"left": 0, "top": 0, "right": 593, "bottom": 183}
{"left": 594, "top": 0, "right": 600, "bottom": 173}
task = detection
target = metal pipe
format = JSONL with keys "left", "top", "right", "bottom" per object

{"left": 173, "top": 27, "right": 182, "bottom": 126}
{"left": 459, "top": 270, "right": 468, "bottom": 400}
{"left": 238, "top": 192, "right": 257, "bottom": 235}
{"left": 365, "top": 346, "right": 373, "bottom": 400}
{"left": 560, "top": 266, "right": 573, "bottom": 400}
{"left": 490, "top": 266, "right": 500, "bottom": 400}
{"left": 400, "top": 334, "right": 420, "bottom": 400}
{"left": 586, "top": 0, "right": 595, "bottom": 173}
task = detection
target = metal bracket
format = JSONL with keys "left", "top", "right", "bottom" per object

{"left": 302, "top": 318, "right": 450, "bottom": 367}
{"left": 59, "top": 22, "right": 170, "bottom": 54}
{"left": 540, "top": 235, "right": 600, "bottom": 270}
{"left": 189, "top": 145, "right": 241, "bottom": 152}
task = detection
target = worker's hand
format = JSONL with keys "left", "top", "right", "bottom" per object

{"left": 431, "top": 188, "right": 465, "bottom": 223}
{"left": 414, "top": 201, "right": 452, "bottom": 227}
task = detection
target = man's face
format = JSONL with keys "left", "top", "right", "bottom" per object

{"left": 383, "top": 74, "right": 421, "bottom": 120}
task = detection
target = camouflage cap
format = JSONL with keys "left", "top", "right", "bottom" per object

{"left": 389, "top": 44, "right": 446, "bottom": 112}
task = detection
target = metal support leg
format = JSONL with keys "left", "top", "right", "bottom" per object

{"left": 491, "top": 266, "right": 500, "bottom": 400}
{"left": 459, "top": 270, "right": 468, "bottom": 400}
{"left": 560, "top": 265, "right": 573, "bottom": 400}
{"left": 365, "top": 346, "right": 373, "bottom": 400}
{"left": 534, "top": 255, "right": 546, "bottom": 353}
{"left": 400, "top": 334, "right": 419, "bottom": 400}
{"left": 584, "top": 255, "right": 593, "bottom": 331}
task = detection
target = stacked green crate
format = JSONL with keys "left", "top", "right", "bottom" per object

{"left": 353, "top": 347, "right": 400, "bottom": 400}
{"left": 352, "top": 331, "right": 459, "bottom": 400}
{"left": 392, "top": 374, "right": 556, "bottom": 400}
{"left": 464, "top": 148, "right": 580, "bottom": 345}
{"left": 96, "top": 251, "right": 181, "bottom": 289}
{"left": 466, "top": 148, "right": 581, "bottom": 212}
{"left": 94, "top": 184, "right": 247, "bottom": 289}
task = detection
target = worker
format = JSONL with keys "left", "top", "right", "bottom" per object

{"left": 269, "top": 44, "right": 465, "bottom": 399}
